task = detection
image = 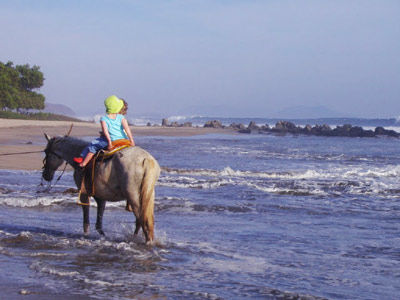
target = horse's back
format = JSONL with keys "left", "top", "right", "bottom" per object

{"left": 94, "top": 146, "right": 160, "bottom": 201}
{"left": 117, "top": 146, "right": 160, "bottom": 173}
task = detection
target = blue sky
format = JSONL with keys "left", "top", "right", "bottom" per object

{"left": 1, "top": 0, "right": 399, "bottom": 118}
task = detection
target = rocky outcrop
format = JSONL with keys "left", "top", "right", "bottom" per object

{"left": 254, "top": 120, "right": 398, "bottom": 138}
{"left": 229, "top": 123, "right": 246, "bottom": 130}
{"left": 374, "top": 126, "right": 399, "bottom": 137}
{"left": 248, "top": 121, "right": 259, "bottom": 130}
{"left": 182, "top": 122, "right": 193, "bottom": 127}
{"left": 161, "top": 119, "right": 193, "bottom": 128}
{"left": 160, "top": 117, "right": 399, "bottom": 138}
{"left": 238, "top": 128, "right": 251, "bottom": 134}
{"left": 204, "top": 120, "right": 224, "bottom": 128}
{"left": 161, "top": 118, "right": 169, "bottom": 127}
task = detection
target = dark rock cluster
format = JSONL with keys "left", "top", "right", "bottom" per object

{"left": 161, "top": 118, "right": 193, "bottom": 128}
{"left": 247, "top": 120, "right": 399, "bottom": 138}
{"left": 160, "top": 118, "right": 399, "bottom": 138}
{"left": 204, "top": 120, "right": 224, "bottom": 128}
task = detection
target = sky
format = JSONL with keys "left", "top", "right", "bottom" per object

{"left": 0, "top": 0, "right": 399, "bottom": 118}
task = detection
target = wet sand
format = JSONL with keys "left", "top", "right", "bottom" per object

{"left": 0, "top": 119, "right": 233, "bottom": 170}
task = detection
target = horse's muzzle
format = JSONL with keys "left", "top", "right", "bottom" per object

{"left": 42, "top": 170, "right": 54, "bottom": 182}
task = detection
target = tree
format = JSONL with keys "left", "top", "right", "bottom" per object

{"left": 0, "top": 61, "right": 45, "bottom": 111}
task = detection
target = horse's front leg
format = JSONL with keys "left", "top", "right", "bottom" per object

{"left": 94, "top": 197, "right": 106, "bottom": 235}
{"left": 82, "top": 205, "right": 90, "bottom": 234}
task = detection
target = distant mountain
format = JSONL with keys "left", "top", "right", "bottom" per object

{"left": 271, "top": 105, "right": 346, "bottom": 119}
{"left": 44, "top": 102, "right": 76, "bottom": 116}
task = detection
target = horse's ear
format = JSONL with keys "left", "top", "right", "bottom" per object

{"left": 44, "top": 133, "right": 52, "bottom": 141}
{"left": 65, "top": 123, "right": 73, "bottom": 137}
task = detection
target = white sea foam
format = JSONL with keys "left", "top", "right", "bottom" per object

{"left": 167, "top": 115, "right": 189, "bottom": 122}
{"left": 160, "top": 164, "right": 400, "bottom": 197}
{"left": 163, "top": 166, "right": 334, "bottom": 180}
{"left": 0, "top": 195, "right": 74, "bottom": 207}
{"left": 158, "top": 176, "right": 234, "bottom": 189}
{"left": 30, "top": 261, "right": 80, "bottom": 277}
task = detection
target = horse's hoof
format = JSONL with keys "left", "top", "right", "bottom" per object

{"left": 145, "top": 240, "right": 154, "bottom": 246}
{"left": 83, "top": 224, "right": 89, "bottom": 234}
{"left": 97, "top": 229, "right": 105, "bottom": 236}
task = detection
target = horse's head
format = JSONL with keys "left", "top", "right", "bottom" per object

{"left": 42, "top": 134, "right": 65, "bottom": 181}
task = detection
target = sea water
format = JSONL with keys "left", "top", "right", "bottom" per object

{"left": 1, "top": 132, "right": 400, "bottom": 299}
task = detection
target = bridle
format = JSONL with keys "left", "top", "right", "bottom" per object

{"left": 40, "top": 124, "right": 73, "bottom": 192}
{"left": 40, "top": 141, "right": 68, "bottom": 192}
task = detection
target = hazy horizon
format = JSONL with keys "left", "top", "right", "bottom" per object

{"left": 1, "top": 1, "right": 399, "bottom": 119}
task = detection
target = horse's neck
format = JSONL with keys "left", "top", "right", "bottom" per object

{"left": 57, "top": 137, "right": 88, "bottom": 166}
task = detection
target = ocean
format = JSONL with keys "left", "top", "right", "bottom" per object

{"left": 126, "top": 115, "right": 400, "bottom": 129}
{"left": 1, "top": 119, "right": 400, "bottom": 299}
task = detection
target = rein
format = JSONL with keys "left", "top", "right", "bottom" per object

{"left": 39, "top": 159, "right": 69, "bottom": 192}
{"left": 0, "top": 150, "right": 44, "bottom": 156}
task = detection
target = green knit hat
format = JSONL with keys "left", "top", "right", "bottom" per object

{"left": 104, "top": 95, "right": 124, "bottom": 113}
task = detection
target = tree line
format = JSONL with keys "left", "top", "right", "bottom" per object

{"left": 0, "top": 61, "right": 45, "bottom": 111}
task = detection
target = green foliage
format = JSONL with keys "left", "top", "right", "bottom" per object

{"left": 0, "top": 110, "right": 82, "bottom": 122}
{"left": 0, "top": 61, "right": 45, "bottom": 111}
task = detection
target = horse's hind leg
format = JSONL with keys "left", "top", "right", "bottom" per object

{"left": 94, "top": 197, "right": 106, "bottom": 236}
{"left": 124, "top": 193, "right": 141, "bottom": 236}
{"left": 134, "top": 219, "right": 140, "bottom": 235}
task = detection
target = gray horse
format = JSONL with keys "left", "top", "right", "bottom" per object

{"left": 42, "top": 134, "right": 160, "bottom": 243}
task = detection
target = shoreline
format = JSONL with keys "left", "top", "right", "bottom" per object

{"left": 0, "top": 119, "right": 235, "bottom": 170}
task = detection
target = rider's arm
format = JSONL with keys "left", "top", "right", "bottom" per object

{"left": 122, "top": 118, "right": 135, "bottom": 146}
{"left": 101, "top": 120, "right": 113, "bottom": 150}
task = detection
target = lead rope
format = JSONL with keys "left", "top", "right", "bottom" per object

{"left": 0, "top": 150, "right": 44, "bottom": 156}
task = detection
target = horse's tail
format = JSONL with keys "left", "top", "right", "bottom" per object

{"left": 139, "top": 157, "right": 160, "bottom": 243}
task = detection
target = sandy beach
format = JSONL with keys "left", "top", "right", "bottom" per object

{"left": 0, "top": 119, "right": 233, "bottom": 170}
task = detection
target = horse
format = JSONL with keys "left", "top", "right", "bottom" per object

{"left": 42, "top": 133, "right": 160, "bottom": 243}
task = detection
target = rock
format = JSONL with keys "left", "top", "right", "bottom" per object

{"left": 310, "top": 124, "right": 332, "bottom": 136}
{"left": 238, "top": 128, "right": 251, "bottom": 134}
{"left": 146, "top": 122, "right": 151, "bottom": 127}
{"left": 204, "top": 120, "right": 224, "bottom": 128}
{"left": 229, "top": 123, "right": 246, "bottom": 130}
{"left": 349, "top": 126, "right": 364, "bottom": 137}
{"left": 362, "top": 129, "right": 375, "bottom": 137}
{"left": 266, "top": 121, "right": 399, "bottom": 138}
{"left": 0, "top": 187, "right": 12, "bottom": 194}
{"left": 248, "top": 121, "right": 259, "bottom": 130}
{"left": 303, "top": 124, "right": 312, "bottom": 134}
{"left": 375, "top": 126, "right": 399, "bottom": 137}
{"left": 332, "top": 124, "right": 352, "bottom": 136}
{"left": 375, "top": 126, "right": 385, "bottom": 135}
{"left": 63, "top": 188, "right": 78, "bottom": 194}
{"left": 273, "top": 121, "right": 297, "bottom": 133}
{"left": 161, "top": 118, "right": 169, "bottom": 127}
{"left": 259, "top": 124, "right": 270, "bottom": 132}
{"left": 182, "top": 122, "right": 192, "bottom": 127}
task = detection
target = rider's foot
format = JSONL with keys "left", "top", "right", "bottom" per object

{"left": 73, "top": 157, "right": 83, "bottom": 163}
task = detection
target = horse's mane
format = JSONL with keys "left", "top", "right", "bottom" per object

{"left": 51, "top": 136, "right": 90, "bottom": 157}
{"left": 55, "top": 135, "right": 89, "bottom": 148}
